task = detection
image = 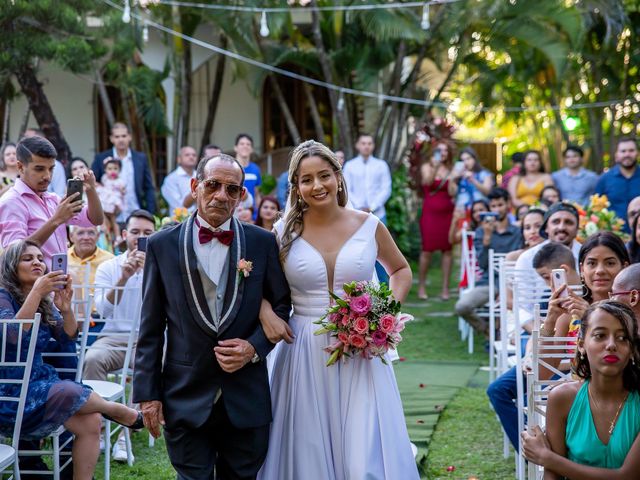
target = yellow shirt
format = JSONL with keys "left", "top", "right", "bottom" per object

{"left": 68, "top": 246, "right": 114, "bottom": 316}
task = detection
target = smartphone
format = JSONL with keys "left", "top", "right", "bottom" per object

{"left": 551, "top": 268, "right": 569, "bottom": 298}
{"left": 51, "top": 253, "right": 68, "bottom": 289}
{"left": 454, "top": 161, "right": 465, "bottom": 173}
{"left": 432, "top": 149, "right": 442, "bottom": 164}
{"left": 137, "top": 237, "right": 148, "bottom": 252}
{"left": 479, "top": 212, "right": 499, "bottom": 222}
{"left": 66, "top": 179, "right": 83, "bottom": 202}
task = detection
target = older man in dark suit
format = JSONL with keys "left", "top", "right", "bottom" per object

{"left": 133, "top": 154, "right": 291, "bottom": 480}
{"left": 92, "top": 122, "right": 156, "bottom": 217}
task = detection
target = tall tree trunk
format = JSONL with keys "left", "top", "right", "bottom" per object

{"left": 171, "top": 4, "right": 184, "bottom": 162}
{"left": 95, "top": 65, "right": 115, "bottom": 129}
{"left": 268, "top": 74, "right": 301, "bottom": 145}
{"left": 373, "top": 41, "right": 406, "bottom": 147}
{"left": 303, "top": 82, "right": 325, "bottom": 142}
{"left": 18, "top": 100, "right": 30, "bottom": 138}
{"left": 588, "top": 107, "right": 604, "bottom": 172}
{"left": 15, "top": 63, "right": 72, "bottom": 163}
{"left": 180, "top": 41, "right": 193, "bottom": 148}
{"left": 199, "top": 35, "right": 227, "bottom": 154}
{"left": 310, "top": 2, "right": 353, "bottom": 157}
{"left": 1, "top": 98, "right": 9, "bottom": 142}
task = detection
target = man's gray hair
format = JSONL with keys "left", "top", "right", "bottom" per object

{"left": 195, "top": 153, "right": 245, "bottom": 184}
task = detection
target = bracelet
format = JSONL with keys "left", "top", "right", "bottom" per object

{"left": 539, "top": 325, "right": 556, "bottom": 337}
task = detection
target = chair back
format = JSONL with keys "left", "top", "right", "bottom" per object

{"left": 0, "top": 315, "right": 41, "bottom": 454}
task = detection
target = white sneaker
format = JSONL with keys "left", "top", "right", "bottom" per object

{"left": 111, "top": 436, "right": 134, "bottom": 463}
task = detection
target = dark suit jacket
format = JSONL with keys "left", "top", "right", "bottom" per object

{"left": 92, "top": 149, "right": 157, "bottom": 214}
{"left": 132, "top": 215, "right": 291, "bottom": 430}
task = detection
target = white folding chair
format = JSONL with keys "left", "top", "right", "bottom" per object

{"left": 486, "top": 250, "right": 509, "bottom": 382}
{"left": 0, "top": 315, "right": 41, "bottom": 480}
{"left": 526, "top": 312, "right": 576, "bottom": 480}
{"left": 77, "top": 284, "right": 141, "bottom": 480}
{"left": 458, "top": 226, "right": 476, "bottom": 353}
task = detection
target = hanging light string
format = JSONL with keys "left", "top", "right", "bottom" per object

{"left": 136, "top": 0, "right": 460, "bottom": 14}
{"left": 103, "top": 0, "right": 638, "bottom": 113}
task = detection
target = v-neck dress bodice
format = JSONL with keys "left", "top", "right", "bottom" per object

{"left": 259, "top": 214, "right": 419, "bottom": 480}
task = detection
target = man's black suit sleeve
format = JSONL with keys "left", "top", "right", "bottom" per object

{"left": 91, "top": 152, "right": 106, "bottom": 182}
{"left": 132, "top": 238, "right": 167, "bottom": 403}
{"left": 141, "top": 155, "right": 157, "bottom": 214}
{"left": 247, "top": 234, "right": 291, "bottom": 359}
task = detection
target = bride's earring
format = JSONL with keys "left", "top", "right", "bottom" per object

{"left": 338, "top": 183, "right": 342, "bottom": 192}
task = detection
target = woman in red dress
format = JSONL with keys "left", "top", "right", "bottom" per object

{"left": 418, "top": 141, "right": 456, "bottom": 300}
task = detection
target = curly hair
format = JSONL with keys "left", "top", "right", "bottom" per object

{"left": 279, "top": 140, "right": 348, "bottom": 263}
{"left": 0, "top": 240, "right": 56, "bottom": 326}
{"left": 574, "top": 300, "right": 640, "bottom": 392}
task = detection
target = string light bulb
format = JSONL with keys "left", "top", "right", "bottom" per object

{"left": 260, "top": 11, "right": 269, "bottom": 37}
{"left": 337, "top": 91, "right": 345, "bottom": 111}
{"left": 142, "top": 22, "right": 149, "bottom": 42}
{"left": 420, "top": 3, "right": 430, "bottom": 30}
{"left": 122, "top": 0, "right": 131, "bottom": 23}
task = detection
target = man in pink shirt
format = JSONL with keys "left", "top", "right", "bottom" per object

{"left": 0, "top": 136, "right": 103, "bottom": 265}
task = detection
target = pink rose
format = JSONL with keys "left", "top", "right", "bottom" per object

{"left": 338, "top": 332, "right": 350, "bottom": 345}
{"left": 339, "top": 307, "right": 348, "bottom": 315}
{"left": 379, "top": 314, "right": 396, "bottom": 334}
{"left": 353, "top": 317, "right": 369, "bottom": 334}
{"left": 350, "top": 294, "right": 372, "bottom": 316}
{"left": 349, "top": 334, "right": 367, "bottom": 349}
{"left": 372, "top": 330, "right": 388, "bottom": 347}
{"left": 341, "top": 315, "right": 350, "bottom": 326}
{"left": 329, "top": 313, "right": 341, "bottom": 324}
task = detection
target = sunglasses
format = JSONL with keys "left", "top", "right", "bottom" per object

{"left": 200, "top": 179, "right": 243, "bottom": 199}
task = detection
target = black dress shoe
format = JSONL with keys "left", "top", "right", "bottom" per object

{"left": 102, "top": 411, "right": 144, "bottom": 430}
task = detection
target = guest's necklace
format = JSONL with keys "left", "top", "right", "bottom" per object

{"left": 588, "top": 384, "right": 628, "bottom": 435}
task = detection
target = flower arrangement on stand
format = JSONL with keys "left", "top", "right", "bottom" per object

{"left": 576, "top": 194, "right": 628, "bottom": 243}
{"left": 155, "top": 207, "right": 192, "bottom": 230}
{"left": 314, "top": 281, "right": 412, "bottom": 366}
{"left": 408, "top": 115, "right": 456, "bottom": 191}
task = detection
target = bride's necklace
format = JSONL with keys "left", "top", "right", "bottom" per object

{"left": 588, "top": 384, "right": 628, "bottom": 435}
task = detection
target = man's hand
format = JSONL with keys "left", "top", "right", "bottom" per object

{"left": 481, "top": 218, "right": 495, "bottom": 245}
{"left": 140, "top": 400, "right": 165, "bottom": 439}
{"left": 52, "top": 193, "right": 83, "bottom": 225}
{"left": 79, "top": 169, "right": 97, "bottom": 192}
{"left": 214, "top": 339, "right": 256, "bottom": 373}
{"left": 120, "top": 250, "right": 140, "bottom": 282}
{"left": 260, "top": 299, "right": 294, "bottom": 344}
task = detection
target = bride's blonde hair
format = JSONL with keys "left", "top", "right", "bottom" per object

{"left": 280, "top": 140, "right": 348, "bottom": 262}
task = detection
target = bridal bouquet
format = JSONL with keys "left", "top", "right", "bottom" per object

{"left": 314, "top": 281, "right": 412, "bottom": 366}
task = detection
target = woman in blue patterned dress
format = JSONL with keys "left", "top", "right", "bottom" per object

{"left": 0, "top": 240, "right": 143, "bottom": 480}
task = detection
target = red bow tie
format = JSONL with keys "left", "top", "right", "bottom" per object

{"left": 197, "top": 221, "right": 234, "bottom": 246}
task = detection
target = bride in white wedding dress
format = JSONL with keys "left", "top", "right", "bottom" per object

{"left": 257, "top": 140, "right": 419, "bottom": 480}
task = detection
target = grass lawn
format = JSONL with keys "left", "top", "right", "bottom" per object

{"left": 94, "top": 256, "right": 514, "bottom": 479}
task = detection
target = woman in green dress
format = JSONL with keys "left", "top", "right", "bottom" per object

{"left": 522, "top": 300, "right": 640, "bottom": 479}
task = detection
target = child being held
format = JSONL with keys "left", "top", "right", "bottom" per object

{"left": 97, "top": 157, "right": 126, "bottom": 243}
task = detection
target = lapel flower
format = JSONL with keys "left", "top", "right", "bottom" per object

{"left": 237, "top": 258, "right": 253, "bottom": 279}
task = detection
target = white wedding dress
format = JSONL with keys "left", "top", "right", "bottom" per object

{"left": 259, "top": 214, "right": 419, "bottom": 480}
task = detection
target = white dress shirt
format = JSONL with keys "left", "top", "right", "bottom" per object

{"left": 193, "top": 215, "right": 231, "bottom": 287}
{"left": 94, "top": 251, "right": 144, "bottom": 333}
{"left": 342, "top": 155, "right": 392, "bottom": 219}
{"left": 114, "top": 148, "right": 140, "bottom": 222}
{"left": 47, "top": 160, "right": 67, "bottom": 198}
{"left": 161, "top": 166, "right": 196, "bottom": 214}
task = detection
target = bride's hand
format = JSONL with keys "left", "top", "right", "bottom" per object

{"left": 260, "top": 299, "right": 294, "bottom": 344}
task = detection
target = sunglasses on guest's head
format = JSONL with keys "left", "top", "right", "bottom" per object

{"left": 200, "top": 179, "right": 243, "bottom": 199}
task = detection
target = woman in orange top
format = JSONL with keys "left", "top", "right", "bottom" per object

{"left": 507, "top": 150, "right": 554, "bottom": 208}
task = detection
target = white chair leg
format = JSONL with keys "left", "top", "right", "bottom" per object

{"left": 53, "top": 435, "right": 60, "bottom": 480}
{"left": 104, "top": 421, "right": 111, "bottom": 480}
{"left": 125, "top": 428, "right": 134, "bottom": 466}
{"left": 148, "top": 433, "right": 155, "bottom": 448}
{"left": 467, "top": 324, "right": 474, "bottom": 354}
{"left": 503, "top": 432, "right": 510, "bottom": 459}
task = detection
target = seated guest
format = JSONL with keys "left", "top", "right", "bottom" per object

{"left": 501, "top": 151, "right": 524, "bottom": 189}
{"left": 610, "top": 263, "right": 640, "bottom": 319}
{"left": 628, "top": 215, "right": 640, "bottom": 264}
{"left": 0, "top": 241, "right": 142, "bottom": 480}
{"left": 83, "top": 209, "right": 155, "bottom": 463}
{"left": 551, "top": 145, "right": 599, "bottom": 206}
{"left": 202, "top": 144, "right": 222, "bottom": 159}
{"left": 514, "top": 204, "right": 531, "bottom": 225}
{"left": 522, "top": 301, "right": 640, "bottom": 477}
{"left": 255, "top": 196, "right": 280, "bottom": 232}
{"left": 507, "top": 150, "right": 554, "bottom": 208}
{"left": 448, "top": 147, "right": 494, "bottom": 210}
{"left": 454, "top": 187, "right": 522, "bottom": 336}
{"left": 540, "top": 185, "right": 561, "bottom": 207}
{"left": 66, "top": 157, "right": 90, "bottom": 180}
{"left": 449, "top": 199, "right": 489, "bottom": 246}
{"left": 506, "top": 208, "right": 546, "bottom": 262}
{"left": 0, "top": 142, "right": 18, "bottom": 198}
{"left": 161, "top": 145, "right": 198, "bottom": 215}
{"left": 487, "top": 242, "right": 580, "bottom": 452}
{"left": 627, "top": 195, "right": 640, "bottom": 230}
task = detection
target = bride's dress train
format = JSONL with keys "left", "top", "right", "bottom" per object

{"left": 259, "top": 214, "right": 419, "bottom": 480}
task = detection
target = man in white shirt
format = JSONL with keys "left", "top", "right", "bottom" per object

{"left": 514, "top": 203, "right": 582, "bottom": 321}
{"left": 83, "top": 209, "right": 155, "bottom": 462}
{"left": 161, "top": 145, "right": 198, "bottom": 214}
{"left": 342, "top": 134, "right": 392, "bottom": 220}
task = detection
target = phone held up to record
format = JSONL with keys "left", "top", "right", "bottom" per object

{"left": 51, "top": 253, "right": 68, "bottom": 289}
{"left": 551, "top": 268, "right": 569, "bottom": 298}
{"left": 137, "top": 237, "right": 148, "bottom": 252}
{"left": 66, "top": 178, "right": 83, "bottom": 202}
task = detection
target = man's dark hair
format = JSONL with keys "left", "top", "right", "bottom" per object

{"left": 111, "top": 122, "right": 130, "bottom": 134}
{"left": 16, "top": 136, "right": 57, "bottom": 164}
{"left": 125, "top": 209, "right": 155, "bottom": 229}
{"left": 532, "top": 242, "right": 576, "bottom": 270}
{"left": 511, "top": 152, "right": 525, "bottom": 165}
{"left": 563, "top": 145, "right": 583, "bottom": 157}
{"left": 234, "top": 133, "right": 253, "bottom": 146}
{"left": 357, "top": 133, "right": 374, "bottom": 142}
{"left": 196, "top": 154, "right": 246, "bottom": 184}
{"left": 616, "top": 136, "right": 637, "bottom": 149}
{"left": 203, "top": 144, "right": 221, "bottom": 152}
{"left": 487, "top": 187, "right": 510, "bottom": 202}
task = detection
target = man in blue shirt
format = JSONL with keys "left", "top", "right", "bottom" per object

{"left": 595, "top": 137, "right": 640, "bottom": 232}
{"left": 551, "top": 145, "right": 599, "bottom": 207}
{"left": 234, "top": 133, "right": 261, "bottom": 219}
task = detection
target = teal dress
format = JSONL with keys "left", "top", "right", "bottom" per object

{"left": 566, "top": 381, "right": 640, "bottom": 468}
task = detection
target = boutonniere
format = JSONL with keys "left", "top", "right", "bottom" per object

{"left": 237, "top": 258, "right": 253, "bottom": 280}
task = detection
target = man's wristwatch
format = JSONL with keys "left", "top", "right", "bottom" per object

{"left": 250, "top": 352, "right": 260, "bottom": 364}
